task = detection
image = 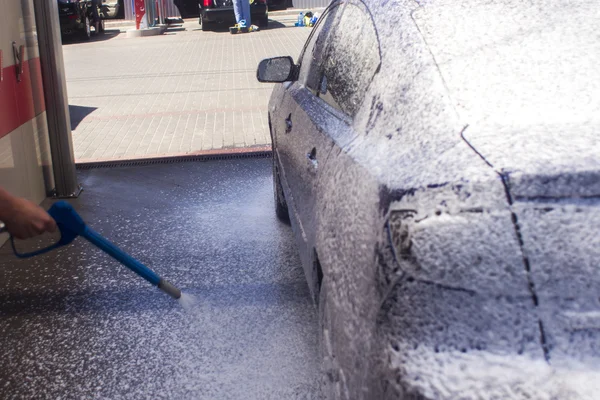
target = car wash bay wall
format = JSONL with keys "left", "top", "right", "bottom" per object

{"left": 0, "top": 0, "right": 54, "bottom": 245}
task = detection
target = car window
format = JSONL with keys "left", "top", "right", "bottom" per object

{"left": 298, "top": 5, "right": 343, "bottom": 92}
{"left": 318, "top": 3, "right": 380, "bottom": 117}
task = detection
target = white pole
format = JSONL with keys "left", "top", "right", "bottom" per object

{"left": 32, "top": 0, "right": 81, "bottom": 197}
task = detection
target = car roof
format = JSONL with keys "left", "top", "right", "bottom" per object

{"left": 349, "top": 0, "right": 600, "bottom": 188}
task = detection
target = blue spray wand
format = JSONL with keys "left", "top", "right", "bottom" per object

{"left": 0, "top": 201, "right": 181, "bottom": 299}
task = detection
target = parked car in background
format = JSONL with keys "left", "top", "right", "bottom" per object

{"left": 267, "top": 0, "right": 289, "bottom": 10}
{"left": 258, "top": 0, "right": 600, "bottom": 398}
{"left": 174, "top": 0, "right": 200, "bottom": 18}
{"left": 58, "top": 0, "right": 120, "bottom": 40}
{"left": 199, "top": 0, "right": 268, "bottom": 31}
{"left": 98, "top": 0, "right": 120, "bottom": 19}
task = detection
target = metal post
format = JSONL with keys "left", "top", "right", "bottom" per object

{"left": 32, "top": 0, "right": 81, "bottom": 198}
{"left": 158, "top": 0, "right": 165, "bottom": 25}
{"left": 145, "top": 0, "right": 156, "bottom": 27}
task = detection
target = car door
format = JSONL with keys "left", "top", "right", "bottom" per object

{"left": 280, "top": 1, "right": 381, "bottom": 250}
{"left": 274, "top": 3, "right": 343, "bottom": 249}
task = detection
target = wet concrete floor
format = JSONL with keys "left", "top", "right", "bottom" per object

{"left": 0, "top": 158, "right": 319, "bottom": 399}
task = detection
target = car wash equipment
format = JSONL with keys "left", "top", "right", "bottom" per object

{"left": 303, "top": 11, "right": 314, "bottom": 27}
{"left": 0, "top": 201, "right": 182, "bottom": 300}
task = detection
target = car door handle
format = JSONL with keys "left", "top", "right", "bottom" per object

{"left": 285, "top": 114, "right": 293, "bottom": 133}
{"left": 307, "top": 147, "right": 318, "bottom": 169}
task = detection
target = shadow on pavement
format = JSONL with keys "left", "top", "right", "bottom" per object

{"left": 69, "top": 105, "right": 97, "bottom": 130}
{"left": 263, "top": 20, "right": 287, "bottom": 30}
{"left": 62, "top": 29, "right": 121, "bottom": 45}
{"left": 191, "top": 19, "right": 288, "bottom": 33}
{"left": 164, "top": 26, "right": 187, "bottom": 35}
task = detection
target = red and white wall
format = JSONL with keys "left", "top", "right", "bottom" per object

{"left": 0, "top": 0, "right": 54, "bottom": 242}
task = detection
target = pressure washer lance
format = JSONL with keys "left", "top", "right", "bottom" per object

{"left": 0, "top": 201, "right": 181, "bottom": 299}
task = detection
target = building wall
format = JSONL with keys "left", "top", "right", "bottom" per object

{"left": 0, "top": 0, "right": 53, "bottom": 244}
{"left": 292, "top": 0, "right": 331, "bottom": 9}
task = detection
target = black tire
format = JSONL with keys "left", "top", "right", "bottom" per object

{"left": 273, "top": 152, "right": 290, "bottom": 222}
{"left": 258, "top": 17, "right": 269, "bottom": 28}
{"left": 201, "top": 18, "right": 212, "bottom": 31}
{"left": 96, "top": 19, "right": 105, "bottom": 34}
{"left": 81, "top": 16, "right": 91, "bottom": 40}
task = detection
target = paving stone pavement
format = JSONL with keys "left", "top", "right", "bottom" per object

{"left": 63, "top": 14, "right": 311, "bottom": 162}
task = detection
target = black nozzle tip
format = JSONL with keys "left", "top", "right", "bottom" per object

{"left": 158, "top": 279, "right": 181, "bottom": 299}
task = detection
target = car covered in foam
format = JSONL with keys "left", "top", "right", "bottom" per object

{"left": 257, "top": 0, "right": 600, "bottom": 398}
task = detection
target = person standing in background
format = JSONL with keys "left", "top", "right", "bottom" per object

{"left": 233, "top": 0, "right": 251, "bottom": 27}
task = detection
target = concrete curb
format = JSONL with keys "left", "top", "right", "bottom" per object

{"left": 76, "top": 146, "right": 273, "bottom": 168}
{"left": 126, "top": 26, "right": 165, "bottom": 38}
{"left": 104, "top": 20, "right": 136, "bottom": 28}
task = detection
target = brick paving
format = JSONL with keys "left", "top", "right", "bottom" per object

{"left": 63, "top": 14, "right": 310, "bottom": 161}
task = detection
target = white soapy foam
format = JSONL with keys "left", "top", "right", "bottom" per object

{"left": 177, "top": 292, "right": 198, "bottom": 311}
{"left": 390, "top": 345, "right": 600, "bottom": 400}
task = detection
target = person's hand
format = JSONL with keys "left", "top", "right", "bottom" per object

{"left": 2, "top": 197, "right": 57, "bottom": 240}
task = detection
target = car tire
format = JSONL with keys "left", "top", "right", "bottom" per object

{"left": 201, "top": 17, "right": 212, "bottom": 31}
{"left": 96, "top": 19, "right": 105, "bottom": 34}
{"left": 272, "top": 152, "right": 290, "bottom": 222}
{"left": 81, "top": 16, "right": 91, "bottom": 40}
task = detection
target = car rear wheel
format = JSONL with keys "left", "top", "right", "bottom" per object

{"left": 200, "top": 17, "right": 213, "bottom": 31}
{"left": 96, "top": 19, "right": 105, "bottom": 34}
{"left": 272, "top": 152, "right": 290, "bottom": 222}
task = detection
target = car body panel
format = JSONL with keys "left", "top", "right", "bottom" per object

{"left": 58, "top": 1, "right": 88, "bottom": 35}
{"left": 58, "top": 0, "right": 116, "bottom": 36}
{"left": 267, "top": 0, "right": 287, "bottom": 10}
{"left": 99, "top": 0, "right": 120, "bottom": 18}
{"left": 201, "top": 7, "right": 267, "bottom": 24}
{"left": 275, "top": 83, "right": 340, "bottom": 300}
{"left": 266, "top": 0, "right": 600, "bottom": 398}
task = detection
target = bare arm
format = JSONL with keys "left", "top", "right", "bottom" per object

{"left": 0, "top": 188, "right": 56, "bottom": 239}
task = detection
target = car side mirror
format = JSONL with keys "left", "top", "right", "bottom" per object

{"left": 257, "top": 56, "right": 297, "bottom": 83}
